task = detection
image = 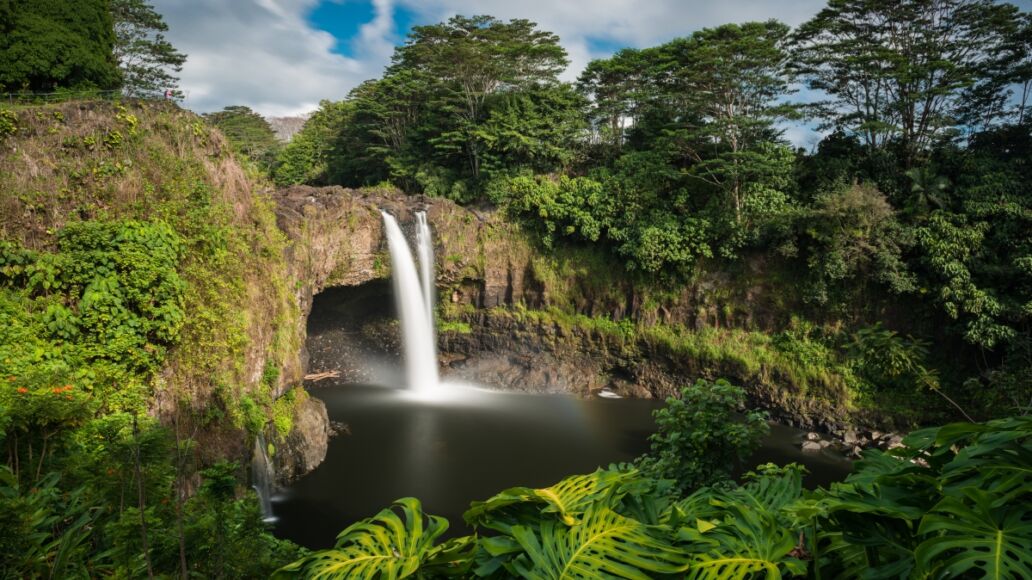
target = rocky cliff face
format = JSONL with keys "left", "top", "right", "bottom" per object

{"left": 439, "top": 311, "right": 849, "bottom": 431}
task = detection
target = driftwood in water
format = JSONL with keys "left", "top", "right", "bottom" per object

{"left": 303, "top": 370, "right": 340, "bottom": 382}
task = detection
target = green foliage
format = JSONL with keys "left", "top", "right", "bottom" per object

{"left": 795, "top": 415, "right": 1032, "bottom": 578}
{"left": 787, "top": 183, "right": 915, "bottom": 307}
{"left": 277, "top": 15, "right": 578, "bottom": 197}
{"left": 282, "top": 462, "right": 815, "bottom": 578}
{"left": 273, "top": 100, "right": 353, "bottom": 186}
{"left": 637, "top": 379, "right": 770, "bottom": 493}
{"left": 791, "top": 0, "right": 1020, "bottom": 164}
{"left": 0, "top": 101, "right": 304, "bottom": 577}
{"left": 848, "top": 324, "right": 939, "bottom": 393}
{"left": 0, "top": 220, "right": 185, "bottom": 414}
{"left": 0, "top": 109, "right": 16, "bottom": 139}
{"left": 112, "top": 0, "right": 187, "bottom": 98}
{"left": 0, "top": 0, "right": 122, "bottom": 92}
{"left": 916, "top": 211, "right": 1013, "bottom": 348}
{"left": 499, "top": 175, "right": 609, "bottom": 248}
{"left": 273, "top": 497, "right": 469, "bottom": 579}
{"left": 204, "top": 105, "right": 281, "bottom": 168}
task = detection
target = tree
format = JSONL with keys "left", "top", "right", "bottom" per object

{"left": 578, "top": 48, "right": 653, "bottom": 154}
{"left": 0, "top": 0, "right": 121, "bottom": 92}
{"left": 337, "top": 70, "right": 434, "bottom": 189}
{"left": 273, "top": 100, "right": 353, "bottom": 187}
{"left": 204, "top": 106, "right": 280, "bottom": 168}
{"left": 794, "top": 183, "right": 915, "bottom": 308}
{"left": 791, "top": 0, "right": 1021, "bottom": 165}
{"left": 476, "top": 84, "right": 588, "bottom": 176}
{"left": 653, "top": 21, "right": 797, "bottom": 228}
{"left": 390, "top": 15, "right": 569, "bottom": 180}
{"left": 111, "top": 0, "right": 186, "bottom": 98}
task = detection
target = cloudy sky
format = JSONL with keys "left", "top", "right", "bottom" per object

{"left": 153, "top": 0, "right": 1032, "bottom": 147}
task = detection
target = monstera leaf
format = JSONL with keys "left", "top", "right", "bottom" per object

{"left": 464, "top": 468, "right": 643, "bottom": 532}
{"left": 671, "top": 469, "right": 806, "bottom": 580}
{"left": 935, "top": 417, "right": 1032, "bottom": 500}
{"left": 271, "top": 497, "right": 468, "bottom": 579}
{"left": 916, "top": 489, "right": 1032, "bottom": 579}
{"left": 505, "top": 505, "right": 690, "bottom": 579}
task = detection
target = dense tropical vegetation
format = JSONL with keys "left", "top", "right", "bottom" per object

{"left": 1, "top": 0, "right": 1031, "bottom": 577}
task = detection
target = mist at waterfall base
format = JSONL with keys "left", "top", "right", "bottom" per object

{"left": 270, "top": 212, "right": 853, "bottom": 549}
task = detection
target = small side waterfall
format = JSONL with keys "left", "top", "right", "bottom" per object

{"left": 252, "top": 433, "right": 275, "bottom": 521}
{"left": 381, "top": 211, "right": 439, "bottom": 393}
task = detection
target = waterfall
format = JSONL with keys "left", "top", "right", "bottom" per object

{"left": 416, "top": 212, "right": 436, "bottom": 335}
{"left": 381, "top": 211, "right": 439, "bottom": 393}
{"left": 252, "top": 433, "right": 275, "bottom": 521}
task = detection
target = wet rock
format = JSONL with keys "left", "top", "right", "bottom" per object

{"left": 805, "top": 432, "right": 821, "bottom": 441}
{"left": 801, "top": 441, "right": 823, "bottom": 453}
{"left": 275, "top": 396, "right": 330, "bottom": 483}
{"left": 887, "top": 434, "right": 904, "bottom": 449}
{"left": 843, "top": 428, "right": 860, "bottom": 446}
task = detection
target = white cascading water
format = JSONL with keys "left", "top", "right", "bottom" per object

{"left": 416, "top": 212, "right": 436, "bottom": 335}
{"left": 252, "top": 433, "right": 275, "bottom": 521}
{"left": 381, "top": 211, "right": 439, "bottom": 393}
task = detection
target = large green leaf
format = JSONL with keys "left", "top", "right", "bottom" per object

{"left": 916, "top": 489, "right": 1032, "bottom": 579}
{"left": 271, "top": 497, "right": 457, "bottom": 579}
{"left": 676, "top": 497, "right": 805, "bottom": 579}
{"left": 505, "top": 506, "right": 690, "bottom": 579}
{"left": 464, "top": 468, "right": 641, "bottom": 531}
{"left": 664, "top": 467, "right": 806, "bottom": 580}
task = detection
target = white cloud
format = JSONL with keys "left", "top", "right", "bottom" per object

{"left": 155, "top": 0, "right": 831, "bottom": 120}
{"left": 153, "top": 0, "right": 395, "bottom": 117}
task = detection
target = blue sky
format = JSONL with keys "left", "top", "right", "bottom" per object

{"left": 154, "top": 0, "right": 1032, "bottom": 148}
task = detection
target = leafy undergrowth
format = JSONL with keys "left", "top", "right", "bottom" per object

{"left": 0, "top": 101, "right": 303, "bottom": 575}
{"left": 278, "top": 415, "right": 1032, "bottom": 579}
{"left": 0, "top": 99, "right": 299, "bottom": 438}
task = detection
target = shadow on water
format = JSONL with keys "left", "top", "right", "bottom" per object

{"left": 273, "top": 383, "right": 852, "bottom": 550}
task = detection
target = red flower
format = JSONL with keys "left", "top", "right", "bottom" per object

{"left": 16, "top": 387, "right": 28, "bottom": 394}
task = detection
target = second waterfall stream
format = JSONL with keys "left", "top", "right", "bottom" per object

{"left": 381, "top": 210, "right": 440, "bottom": 394}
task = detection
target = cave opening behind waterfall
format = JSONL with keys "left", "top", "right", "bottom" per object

{"left": 304, "top": 280, "right": 402, "bottom": 386}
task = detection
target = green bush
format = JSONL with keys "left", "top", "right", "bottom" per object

{"left": 637, "top": 378, "right": 770, "bottom": 493}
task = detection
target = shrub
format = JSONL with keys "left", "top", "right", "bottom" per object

{"left": 637, "top": 378, "right": 769, "bottom": 493}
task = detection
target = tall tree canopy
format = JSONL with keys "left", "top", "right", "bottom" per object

{"left": 111, "top": 0, "right": 186, "bottom": 97}
{"left": 389, "top": 15, "right": 569, "bottom": 180}
{"left": 650, "top": 21, "right": 796, "bottom": 228}
{"left": 204, "top": 106, "right": 280, "bottom": 168}
{"left": 0, "top": 0, "right": 121, "bottom": 92}
{"left": 791, "top": 0, "right": 1020, "bottom": 164}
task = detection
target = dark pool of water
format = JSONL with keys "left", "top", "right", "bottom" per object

{"left": 272, "top": 383, "right": 852, "bottom": 550}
